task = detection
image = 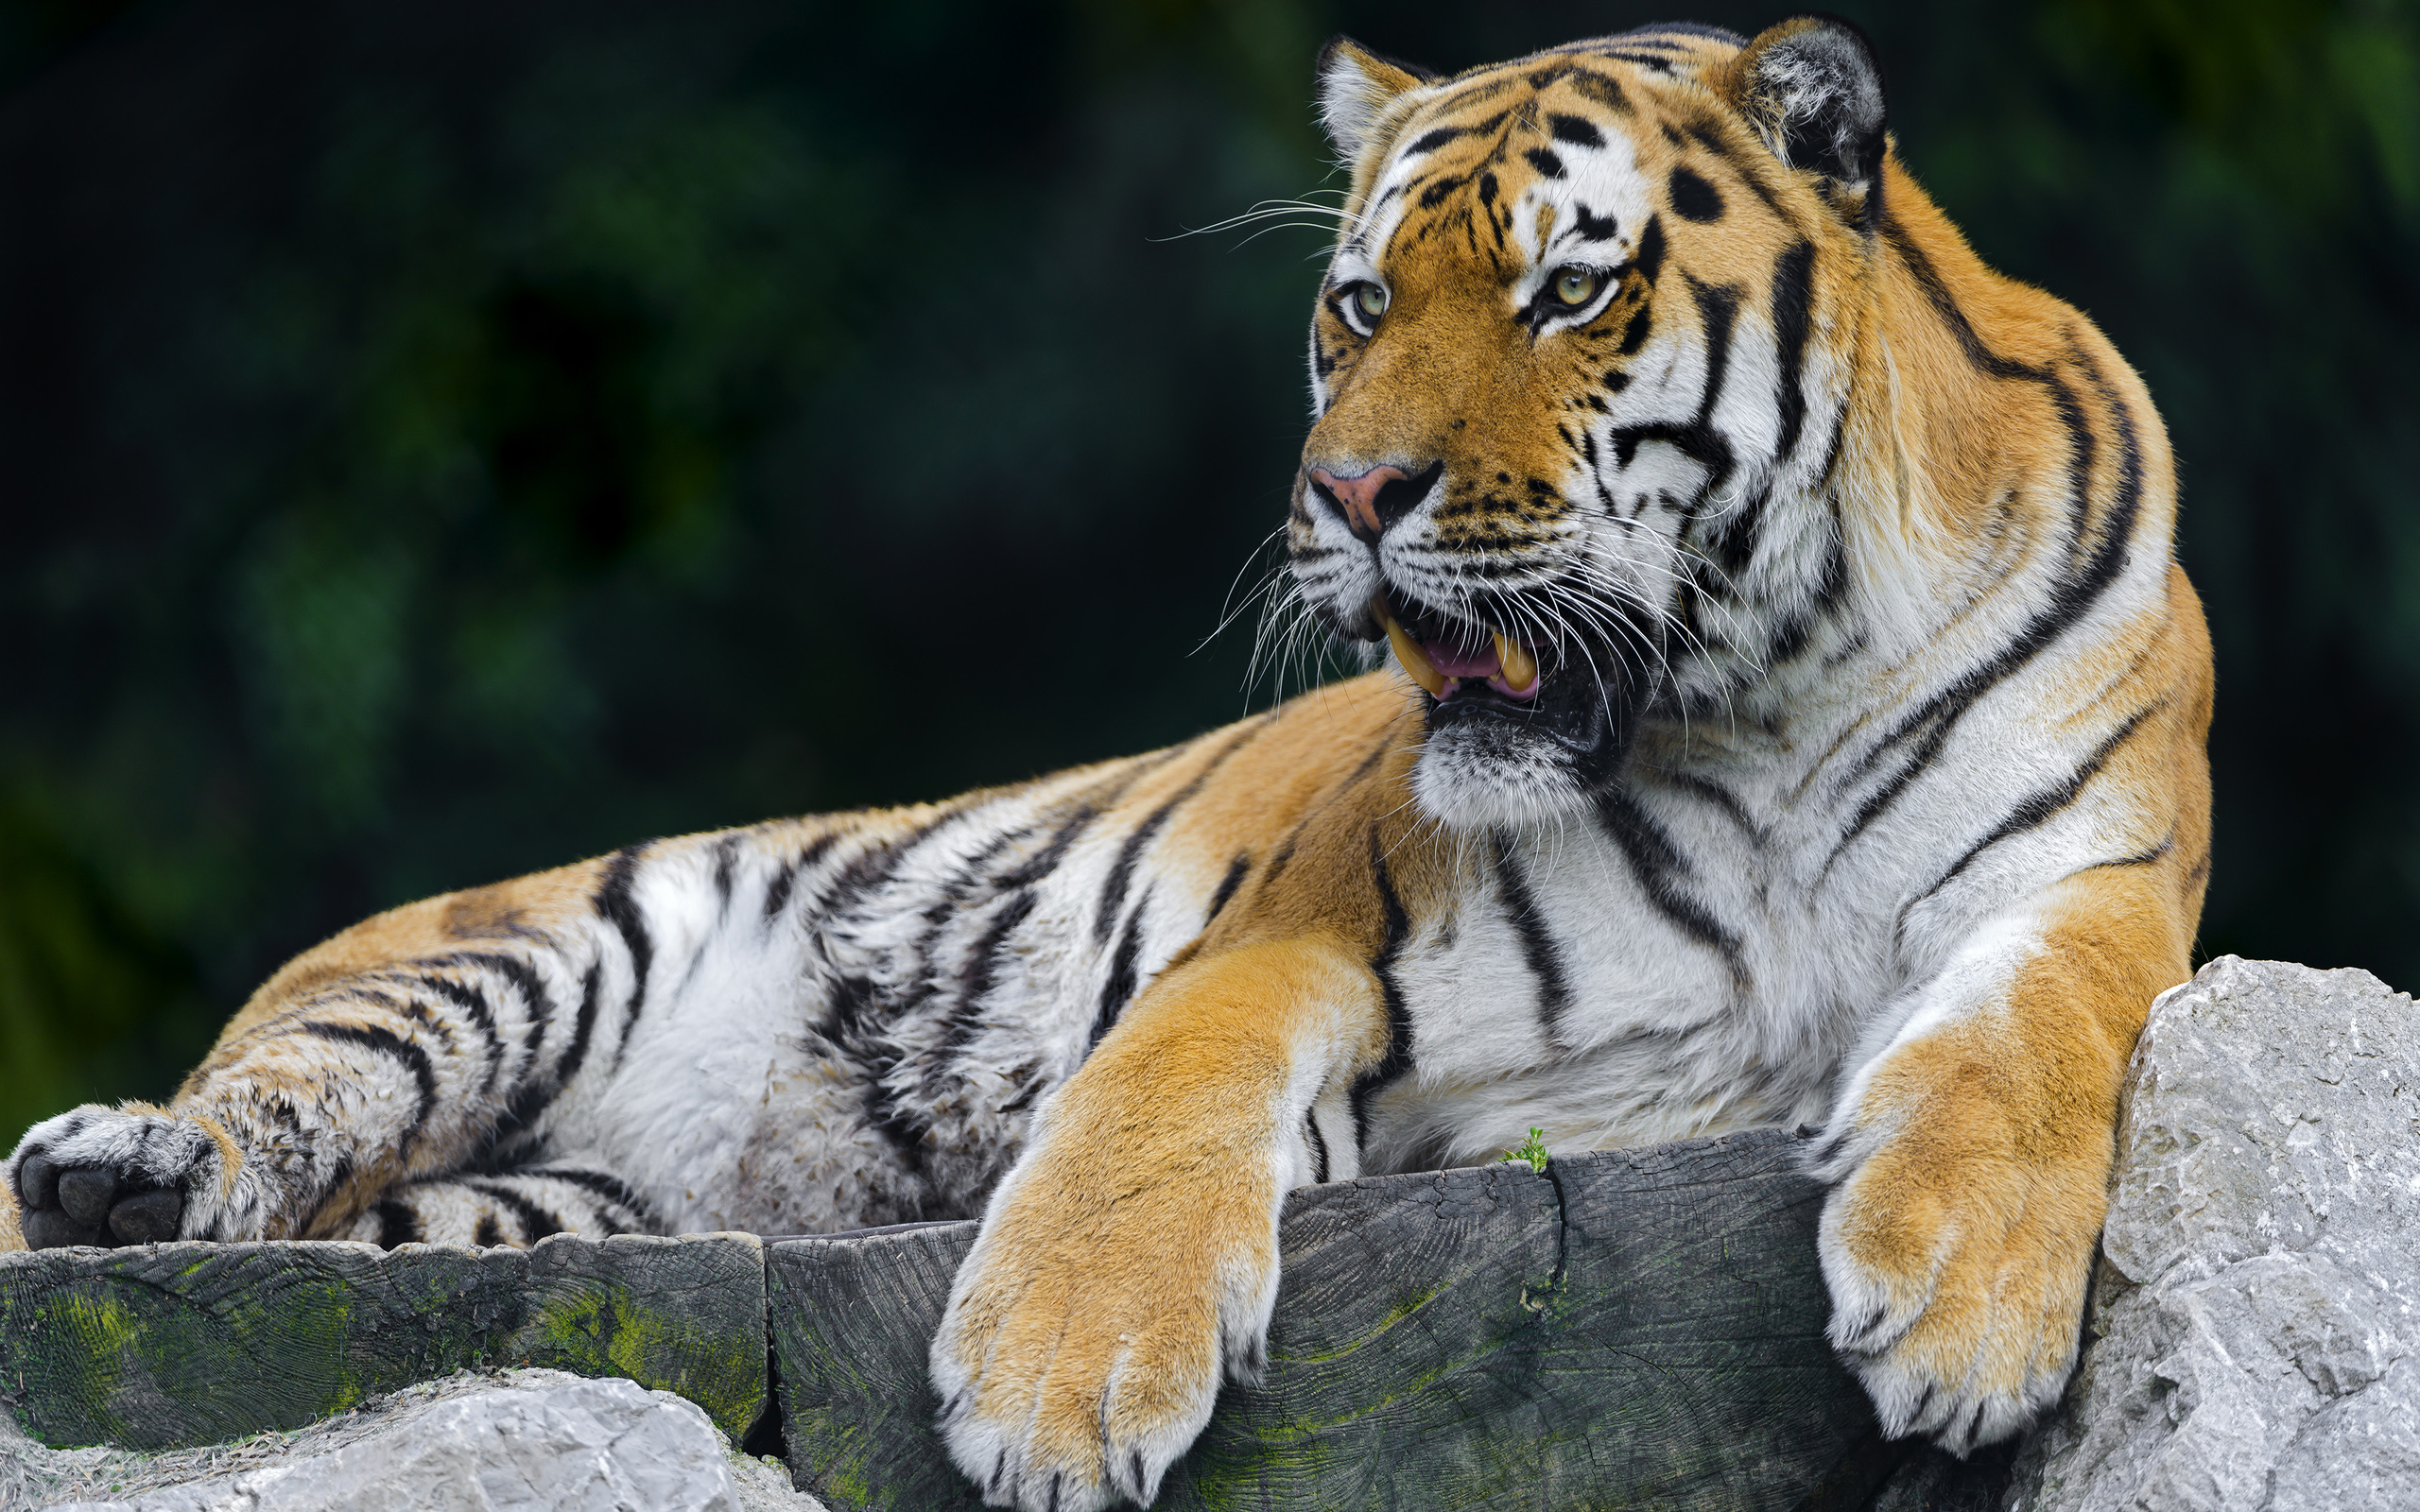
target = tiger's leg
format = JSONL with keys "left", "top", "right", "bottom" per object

{"left": 1812, "top": 866, "right": 2196, "bottom": 1452}
{"left": 321, "top": 1164, "right": 665, "bottom": 1247}
{"left": 929, "top": 934, "right": 1384, "bottom": 1512}
{"left": 6, "top": 821, "right": 850, "bottom": 1250}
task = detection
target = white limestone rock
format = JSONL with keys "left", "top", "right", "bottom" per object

{"left": 1, "top": 1369, "right": 825, "bottom": 1512}
{"left": 2008, "top": 956, "right": 2420, "bottom": 1512}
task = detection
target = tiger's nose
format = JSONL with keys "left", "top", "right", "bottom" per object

{"left": 1307, "top": 462, "right": 1443, "bottom": 544}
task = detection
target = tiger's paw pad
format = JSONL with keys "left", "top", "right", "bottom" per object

{"left": 1816, "top": 1148, "right": 2096, "bottom": 1455}
{"left": 9, "top": 1108, "right": 224, "bottom": 1249}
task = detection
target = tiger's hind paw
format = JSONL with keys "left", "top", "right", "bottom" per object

{"left": 8, "top": 1106, "right": 240, "bottom": 1248}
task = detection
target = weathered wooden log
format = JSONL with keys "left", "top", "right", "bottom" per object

{"left": 0, "top": 1231, "right": 766, "bottom": 1450}
{"left": 769, "top": 1128, "right": 1890, "bottom": 1511}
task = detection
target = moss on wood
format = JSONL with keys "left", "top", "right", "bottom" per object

{"left": 0, "top": 1231, "right": 766, "bottom": 1449}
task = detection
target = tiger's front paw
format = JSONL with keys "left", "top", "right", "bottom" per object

{"left": 928, "top": 1159, "right": 1278, "bottom": 1510}
{"left": 1813, "top": 1118, "right": 2105, "bottom": 1455}
{"left": 7, "top": 1105, "right": 242, "bottom": 1248}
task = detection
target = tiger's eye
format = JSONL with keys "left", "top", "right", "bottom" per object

{"left": 1554, "top": 267, "right": 1600, "bottom": 305}
{"left": 1355, "top": 284, "right": 1389, "bottom": 319}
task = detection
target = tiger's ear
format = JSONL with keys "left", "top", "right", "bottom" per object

{"left": 1714, "top": 16, "right": 1889, "bottom": 225}
{"left": 1316, "top": 37, "right": 1436, "bottom": 163}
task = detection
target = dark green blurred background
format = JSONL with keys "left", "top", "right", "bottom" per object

{"left": 2, "top": 0, "right": 2415, "bottom": 1140}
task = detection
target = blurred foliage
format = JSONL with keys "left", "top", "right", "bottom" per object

{"left": 1, "top": 0, "right": 2414, "bottom": 1140}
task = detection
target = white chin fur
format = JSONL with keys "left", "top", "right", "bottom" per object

{"left": 1411, "top": 726, "right": 1591, "bottom": 830}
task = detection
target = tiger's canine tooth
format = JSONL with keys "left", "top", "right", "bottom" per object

{"left": 1382, "top": 611, "right": 1447, "bottom": 696}
{"left": 1495, "top": 632, "right": 1539, "bottom": 695}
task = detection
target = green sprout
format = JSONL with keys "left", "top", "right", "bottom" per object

{"left": 1501, "top": 1127, "right": 1550, "bottom": 1176}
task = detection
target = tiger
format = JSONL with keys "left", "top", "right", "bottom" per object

{"left": 3, "top": 15, "right": 2211, "bottom": 1511}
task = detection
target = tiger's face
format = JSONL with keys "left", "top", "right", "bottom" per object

{"left": 1289, "top": 24, "right": 1884, "bottom": 828}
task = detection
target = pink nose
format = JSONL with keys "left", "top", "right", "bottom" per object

{"left": 1308, "top": 465, "right": 1409, "bottom": 542}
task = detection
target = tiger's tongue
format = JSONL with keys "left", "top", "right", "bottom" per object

{"left": 1429, "top": 638, "right": 1540, "bottom": 700}
{"left": 1375, "top": 601, "right": 1541, "bottom": 699}
{"left": 1425, "top": 640, "right": 1502, "bottom": 679}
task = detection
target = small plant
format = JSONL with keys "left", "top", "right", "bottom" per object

{"left": 1500, "top": 1127, "right": 1550, "bottom": 1176}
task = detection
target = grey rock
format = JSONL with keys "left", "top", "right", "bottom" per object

{"left": 2009, "top": 956, "right": 2420, "bottom": 1512}
{"left": 0, "top": 1369, "right": 825, "bottom": 1512}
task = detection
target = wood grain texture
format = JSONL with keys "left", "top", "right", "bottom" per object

{"left": 770, "top": 1129, "right": 1883, "bottom": 1511}
{"left": 0, "top": 1231, "right": 765, "bottom": 1449}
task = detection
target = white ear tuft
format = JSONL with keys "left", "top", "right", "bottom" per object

{"left": 1315, "top": 37, "right": 1434, "bottom": 164}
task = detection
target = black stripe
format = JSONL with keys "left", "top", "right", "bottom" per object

{"left": 298, "top": 1021, "right": 440, "bottom": 1150}
{"left": 1713, "top": 234, "right": 1809, "bottom": 582}
{"left": 1607, "top": 278, "right": 1738, "bottom": 525}
{"left": 475, "top": 1212, "right": 502, "bottom": 1246}
{"left": 1491, "top": 834, "right": 1573, "bottom": 1047}
{"left": 1904, "top": 706, "right": 2160, "bottom": 919}
{"left": 849, "top": 789, "right": 1132, "bottom": 1171}
{"left": 1593, "top": 787, "right": 1748, "bottom": 988}
{"left": 1681, "top": 120, "right": 1795, "bottom": 228}
{"left": 1091, "top": 886, "right": 1151, "bottom": 1050}
{"left": 452, "top": 952, "right": 555, "bottom": 1076}
{"left": 1255, "top": 825, "right": 1305, "bottom": 900}
{"left": 420, "top": 975, "right": 506, "bottom": 1096}
{"left": 710, "top": 835, "right": 738, "bottom": 911}
{"left": 821, "top": 812, "right": 961, "bottom": 927}
{"left": 465, "top": 1180, "right": 563, "bottom": 1243}
{"left": 1830, "top": 329, "right": 2143, "bottom": 858}
{"left": 1567, "top": 70, "right": 1632, "bottom": 114}
{"left": 1632, "top": 214, "right": 1666, "bottom": 285}
{"left": 1882, "top": 215, "right": 2048, "bottom": 383}
{"left": 1883, "top": 215, "right": 2103, "bottom": 576}
{"left": 525, "top": 1166, "right": 663, "bottom": 1233}
{"left": 1685, "top": 278, "right": 1740, "bottom": 514}
{"left": 322, "top": 1153, "right": 354, "bottom": 1211}
{"left": 595, "top": 847, "right": 655, "bottom": 1069}
{"left": 1766, "top": 478, "right": 1850, "bottom": 664}
{"left": 880, "top": 792, "right": 1108, "bottom": 1147}
{"left": 1348, "top": 831, "right": 1416, "bottom": 1156}
{"left": 766, "top": 829, "right": 844, "bottom": 925}
{"left": 361, "top": 987, "right": 456, "bottom": 1061}
{"left": 890, "top": 820, "right": 1037, "bottom": 1026}
{"left": 1307, "top": 1110, "right": 1331, "bottom": 1185}
{"left": 1094, "top": 725, "right": 1263, "bottom": 945}
{"left": 2101, "top": 834, "right": 2175, "bottom": 869}
{"left": 373, "top": 1197, "right": 419, "bottom": 1248}
{"left": 1206, "top": 852, "right": 1252, "bottom": 923}
{"left": 1769, "top": 239, "right": 1815, "bottom": 466}
{"left": 555, "top": 962, "right": 604, "bottom": 1096}
{"left": 831, "top": 817, "right": 1045, "bottom": 1142}
{"left": 1662, "top": 773, "right": 1759, "bottom": 840}
{"left": 1341, "top": 739, "right": 1392, "bottom": 789}
{"left": 947, "top": 892, "right": 1039, "bottom": 1046}
{"left": 762, "top": 860, "right": 797, "bottom": 920}
{"left": 497, "top": 963, "right": 601, "bottom": 1140}
{"left": 1547, "top": 112, "right": 1604, "bottom": 148}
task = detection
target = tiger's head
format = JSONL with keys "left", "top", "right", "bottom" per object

{"left": 1290, "top": 18, "right": 1889, "bottom": 828}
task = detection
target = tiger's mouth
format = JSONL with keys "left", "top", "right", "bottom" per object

{"left": 1373, "top": 589, "right": 1650, "bottom": 781}
{"left": 1374, "top": 593, "right": 1542, "bottom": 703}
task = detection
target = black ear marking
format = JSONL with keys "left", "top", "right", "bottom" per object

{"left": 1727, "top": 16, "right": 1888, "bottom": 223}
